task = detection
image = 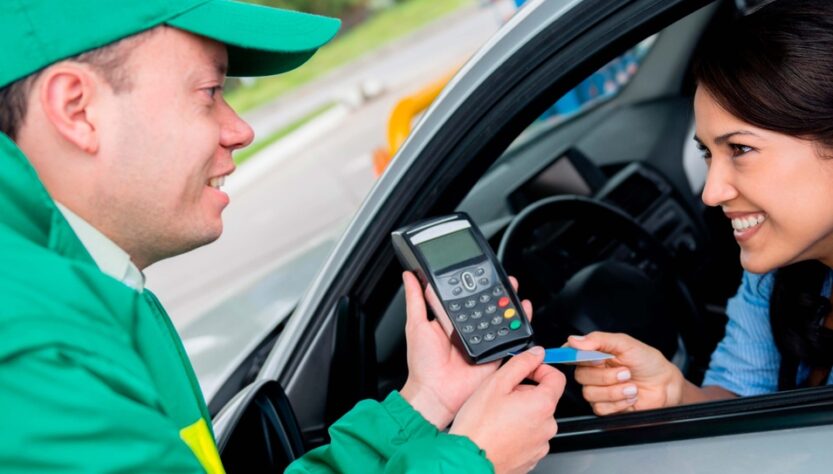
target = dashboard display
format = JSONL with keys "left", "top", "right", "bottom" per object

{"left": 509, "top": 149, "right": 607, "bottom": 211}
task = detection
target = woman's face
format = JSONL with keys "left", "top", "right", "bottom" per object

{"left": 694, "top": 86, "right": 833, "bottom": 274}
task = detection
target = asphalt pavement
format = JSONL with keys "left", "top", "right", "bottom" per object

{"left": 145, "top": 1, "right": 510, "bottom": 327}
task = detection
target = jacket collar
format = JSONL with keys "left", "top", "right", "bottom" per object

{"left": 0, "top": 132, "right": 94, "bottom": 265}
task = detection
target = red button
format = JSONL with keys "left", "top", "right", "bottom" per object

{"left": 498, "top": 297, "right": 510, "bottom": 308}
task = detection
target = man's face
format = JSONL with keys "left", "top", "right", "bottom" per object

{"left": 94, "top": 27, "right": 253, "bottom": 268}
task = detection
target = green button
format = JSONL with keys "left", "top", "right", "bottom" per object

{"left": 510, "top": 320, "right": 521, "bottom": 330}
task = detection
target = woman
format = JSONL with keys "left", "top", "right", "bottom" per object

{"left": 570, "top": 0, "right": 833, "bottom": 416}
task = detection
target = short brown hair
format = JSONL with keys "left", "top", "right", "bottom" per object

{"left": 0, "top": 29, "right": 155, "bottom": 140}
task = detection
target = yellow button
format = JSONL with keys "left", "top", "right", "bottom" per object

{"left": 503, "top": 308, "right": 516, "bottom": 319}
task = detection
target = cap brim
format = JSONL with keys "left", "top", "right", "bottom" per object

{"left": 167, "top": 0, "right": 340, "bottom": 77}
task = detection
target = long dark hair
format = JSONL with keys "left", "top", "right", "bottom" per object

{"left": 692, "top": 0, "right": 833, "bottom": 389}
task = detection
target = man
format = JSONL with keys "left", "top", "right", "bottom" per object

{"left": 0, "top": 1, "right": 564, "bottom": 472}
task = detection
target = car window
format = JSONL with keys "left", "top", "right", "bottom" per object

{"left": 518, "top": 36, "right": 657, "bottom": 144}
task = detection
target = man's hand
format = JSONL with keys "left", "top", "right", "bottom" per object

{"left": 568, "top": 332, "right": 685, "bottom": 415}
{"left": 399, "top": 271, "right": 533, "bottom": 430}
{"left": 449, "top": 347, "right": 566, "bottom": 474}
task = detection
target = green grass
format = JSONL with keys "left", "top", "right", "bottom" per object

{"left": 233, "top": 102, "right": 336, "bottom": 165}
{"left": 227, "top": 0, "right": 474, "bottom": 113}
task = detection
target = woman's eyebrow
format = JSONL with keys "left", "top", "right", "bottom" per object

{"left": 713, "top": 130, "right": 761, "bottom": 145}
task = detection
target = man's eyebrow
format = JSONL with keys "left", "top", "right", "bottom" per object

{"left": 214, "top": 59, "right": 228, "bottom": 77}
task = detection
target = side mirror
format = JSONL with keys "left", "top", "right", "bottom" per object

{"left": 215, "top": 380, "right": 305, "bottom": 473}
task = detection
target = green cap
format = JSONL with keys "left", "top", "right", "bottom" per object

{"left": 0, "top": 0, "right": 341, "bottom": 88}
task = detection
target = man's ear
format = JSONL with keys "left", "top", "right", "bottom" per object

{"left": 38, "top": 64, "right": 101, "bottom": 155}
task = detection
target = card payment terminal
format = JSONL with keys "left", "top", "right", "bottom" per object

{"left": 392, "top": 213, "right": 534, "bottom": 364}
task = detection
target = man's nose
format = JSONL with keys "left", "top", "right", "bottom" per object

{"left": 220, "top": 105, "right": 255, "bottom": 151}
{"left": 701, "top": 158, "right": 737, "bottom": 207}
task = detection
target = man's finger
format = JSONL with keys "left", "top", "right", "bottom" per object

{"left": 509, "top": 275, "right": 519, "bottom": 292}
{"left": 522, "top": 299, "right": 533, "bottom": 322}
{"left": 493, "top": 346, "right": 546, "bottom": 391}
{"left": 402, "top": 272, "right": 429, "bottom": 330}
{"left": 529, "top": 364, "right": 566, "bottom": 400}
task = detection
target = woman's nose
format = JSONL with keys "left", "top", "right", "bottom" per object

{"left": 701, "top": 159, "right": 738, "bottom": 207}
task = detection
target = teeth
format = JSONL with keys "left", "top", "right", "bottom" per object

{"left": 731, "top": 214, "right": 766, "bottom": 231}
{"left": 209, "top": 176, "right": 226, "bottom": 189}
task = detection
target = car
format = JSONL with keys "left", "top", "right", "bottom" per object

{"left": 207, "top": 0, "right": 833, "bottom": 472}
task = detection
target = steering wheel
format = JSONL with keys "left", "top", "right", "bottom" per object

{"left": 498, "top": 195, "right": 700, "bottom": 416}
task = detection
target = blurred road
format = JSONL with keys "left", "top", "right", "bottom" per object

{"left": 145, "top": 1, "right": 511, "bottom": 327}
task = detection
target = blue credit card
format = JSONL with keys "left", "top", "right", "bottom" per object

{"left": 512, "top": 347, "right": 614, "bottom": 365}
{"left": 543, "top": 348, "right": 614, "bottom": 364}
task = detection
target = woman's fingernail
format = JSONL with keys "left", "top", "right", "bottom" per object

{"left": 623, "top": 386, "right": 638, "bottom": 397}
{"left": 626, "top": 397, "right": 638, "bottom": 405}
{"left": 528, "top": 346, "right": 545, "bottom": 356}
{"left": 617, "top": 370, "right": 631, "bottom": 382}
{"left": 568, "top": 335, "right": 585, "bottom": 340}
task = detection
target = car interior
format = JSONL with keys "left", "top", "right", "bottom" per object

{"left": 363, "top": 0, "right": 741, "bottom": 421}
{"left": 216, "top": 1, "right": 833, "bottom": 471}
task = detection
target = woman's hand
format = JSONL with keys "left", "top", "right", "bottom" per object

{"left": 400, "top": 271, "right": 533, "bottom": 430}
{"left": 567, "top": 332, "right": 686, "bottom": 415}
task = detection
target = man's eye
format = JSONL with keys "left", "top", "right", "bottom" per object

{"left": 205, "top": 86, "right": 223, "bottom": 99}
{"left": 729, "top": 143, "right": 753, "bottom": 157}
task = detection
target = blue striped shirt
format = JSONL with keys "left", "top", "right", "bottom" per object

{"left": 702, "top": 270, "right": 833, "bottom": 396}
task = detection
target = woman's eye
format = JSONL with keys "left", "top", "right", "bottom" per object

{"left": 695, "top": 141, "right": 712, "bottom": 159}
{"left": 729, "top": 143, "right": 753, "bottom": 157}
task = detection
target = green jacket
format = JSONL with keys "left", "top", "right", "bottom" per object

{"left": 287, "top": 391, "right": 494, "bottom": 473}
{"left": 0, "top": 132, "right": 493, "bottom": 473}
{"left": 0, "top": 133, "right": 222, "bottom": 472}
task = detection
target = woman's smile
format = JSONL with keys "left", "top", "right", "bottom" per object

{"left": 727, "top": 212, "right": 767, "bottom": 242}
